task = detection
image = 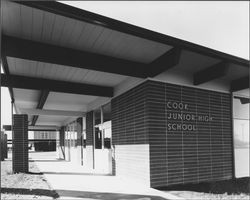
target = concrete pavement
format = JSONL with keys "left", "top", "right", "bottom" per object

{"left": 29, "top": 151, "right": 183, "bottom": 200}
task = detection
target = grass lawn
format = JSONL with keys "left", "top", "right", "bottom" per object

{"left": 1, "top": 159, "right": 59, "bottom": 199}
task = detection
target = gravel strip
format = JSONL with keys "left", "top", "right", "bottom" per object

{"left": 1, "top": 160, "right": 59, "bottom": 199}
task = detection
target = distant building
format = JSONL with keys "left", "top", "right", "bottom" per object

{"left": 33, "top": 131, "right": 57, "bottom": 151}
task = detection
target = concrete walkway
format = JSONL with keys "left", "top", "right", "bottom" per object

{"left": 29, "top": 152, "right": 183, "bottom": 200}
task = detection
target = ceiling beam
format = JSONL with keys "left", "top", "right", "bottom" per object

{"left": 29, "top": 130, "right": 57, "bottom": 132}
{"left": 2, "top": 35, "right": 147, "bottom": 78}
{"left": 1, "top": 74, "right": 114, "bottom": 97}
{"left": 36, "top": 90, "right": 50, "bottom": 110}
{"left": 146, "top": 47, "right": 181, "bottom": 77}
{"left": 20, "top": 108, "right": 86, "bottom": 117}
{"left": 29, "top": 125, "right": 60, "bottom": 131}
{"left": 15, "top": 1, "right": 249, "bottom": 67}
{"left": 2, "top": 125, "right": 59, "bottom": 131}
{"left": 193, "top": 62, "right": 229, "bottom": 85}
{"left": 31, "top": 90, "right": 49, "bottom": 126}
{"left": 230, "top": 76, "right": 249, "bottom": 92}
{"left": 1, "top": 54, "right": 15, "bottom": 103}
{"left": 234, "top": 96, "right": 250, "bottom": 104}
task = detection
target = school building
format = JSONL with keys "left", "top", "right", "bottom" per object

{"left": 1, "top": 1, "right": 249, "bottom": 188}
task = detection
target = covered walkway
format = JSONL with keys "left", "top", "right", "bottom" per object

{"left": 29, "top": 152, "right": 183, "bottom": 200}
{"left": 1, "top": 0, "right": 249, "bottom": 194}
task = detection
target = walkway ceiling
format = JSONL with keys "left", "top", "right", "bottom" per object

{"left": 1, "top": 0, "right": 249, "bottom": 128}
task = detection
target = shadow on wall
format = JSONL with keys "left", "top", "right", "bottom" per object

{"left": 157, "top": 177, "right": 250, "bottom": 195}
{"left": 0, "top": 188, "right": 167, "bottom": 200}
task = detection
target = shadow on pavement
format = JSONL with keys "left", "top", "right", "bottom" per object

{"left": 1, "top": 187, "right": 59, "bottom": 199}
{"left": 29, "top": 159, "right": 65, "bottom": 162}
{"left": 1, "top": 188, "right": 169, "bottom": 200}
{"left": 43, "top": 171, "right": 111, "bottom": 176}
{"left": 26, "top": 171, "right": 44, "bottom": 175}
{"left": 56, "top": 189, "right": 169, "bottom": 200}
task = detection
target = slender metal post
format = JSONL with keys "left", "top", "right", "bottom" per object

{"left": 11, "top": 99, "right": 14, "bottom": 172}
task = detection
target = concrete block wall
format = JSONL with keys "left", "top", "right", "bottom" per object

{"left": 13, "top": 114, "right": 28, "bottom": 173}
{"left": 112, "top": 80, "right": 233, "bottom": 188}
{"left": 147, "top": 81, "right": 233, "bottom": 187}
{"left": 86, "top": 111, "right": 94, "bottom": 169}
{"left": 112, "top": 82, "right": 150, "bottom": 185}
{"left": 1, "top": 132, "right": 8, "bottom": 161}
{"left": 4, "top": 134, "right": 8, "bottom": 158}
{"left": 76, "top": 117, "right": 82, "bottom": 146}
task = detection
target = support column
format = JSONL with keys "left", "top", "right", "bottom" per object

{"left": 4, "top": 134, "right": 8, "bottom": 159}
{"left": 59, "top": 127, "right": 65, "bottom": 160}
{"left": 0, "top": 131, "right": 5, "bottom": 161}
{"left": 86, "top": 111, "right": 94, "bottom": 169}
{"left": 13, "top": 114, "right": 28, "bottom": 173}
{"left": 76, "top": 117, "right": 83, "bottom": 165}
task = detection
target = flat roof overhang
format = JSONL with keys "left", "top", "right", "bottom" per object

{"left": 1, "top": 1, "right": 249, "bottom": 127}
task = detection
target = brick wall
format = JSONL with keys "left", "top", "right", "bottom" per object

{"left": 1, "top": 132, "right": 7, "bottom": 161}
{"left": 76, "top": 117, "right": 82, "bottom": 146}
{"left": 148, "top": 81, "right": 233, "bottom": 187}
{"left": 13, "top": 114, "right": 28, "bottom": 173}
{"left": 112, "top": 80, "right": 233, "bottom": 188}
{"left": 112, "top": 82, "right": 150, "bottom": 184}
{"left": 4, "top": 134, "right": 8, "bottom": 158}
{"left": 86, "top": 111, "right": 94, "bottom": 169}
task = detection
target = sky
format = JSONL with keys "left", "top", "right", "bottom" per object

{"left": 1, "top": 1, "right": 249, "bottom": 128}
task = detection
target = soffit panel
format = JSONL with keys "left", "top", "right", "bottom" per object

{"left": 13, "top": 88, "right": 41, "bottom": 123}
{"left": 43, "top": 92, "right": 98, "bottom": 112}
{"left": 7, "top": 57, "right": 128, "bottom": 87}
{"left": 36, "top": 115, "right": 70, "bottom": 126}
{"left": 233, "top": 88, "right": 250, "bottom": 97}
{"left": 171, "top": 50, "right": 221, "bottom": 73}
{"left": 13, "top": 88, "right": 40, "bottom": 109}
{"left": 2, "top": 1, "right": 172, "bottom": 64}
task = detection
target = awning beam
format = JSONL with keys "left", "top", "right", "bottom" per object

{"left": 147, "top": 47, "right": 181, "bottom": 77}
{"left": 31, "top": 90, "right": 49, "bottom": 126}
{"left": 193, "top": 62, "right": 229, "bottom": 85}
{"left": 230, "top": 76, "right": 249, "bottom": 92}
{"left": 1, "top": 74, "right": 114, "bottom": 97}
{"left": 20, "top": 108, "right": 86, "bottom": 117}
{"left": 2, "top": 35, "right": 147, "bottom": 78}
